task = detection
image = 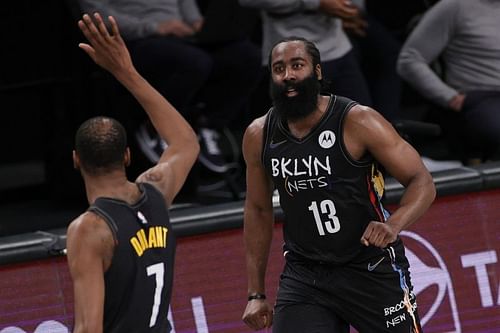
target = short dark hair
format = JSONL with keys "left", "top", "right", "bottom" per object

{"left": 75, "top": 116, "right": 127, "bottom": 175}
{"left": 268, "top": 36, "right": 321, "bottom": 70}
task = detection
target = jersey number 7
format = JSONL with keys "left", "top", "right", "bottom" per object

{"left": 147, "top": 263, "right": 165, "bottom": 327}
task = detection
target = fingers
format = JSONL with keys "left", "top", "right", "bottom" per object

{"left": 92, "top": 13, "right": 111, "bottom": 40}
{"left": 361, "top": 222, "right": 396, "bottom": 248}
{"left": 242, "top": 302, "right": 273, "bottom": 331}
{"left": 79, "top": 14, "right": 105, "bottom": 48}
{"left": 264, "top": 312, "right": 274, "bottom": 328}
{"left": 108, "top": 15, "right": 122, "bottom": 39}
{"left": 79, "top": 13, "right": 115, "bottom": 48}
{"left": 78, "top": 43, "right": 96, "bottom": 60}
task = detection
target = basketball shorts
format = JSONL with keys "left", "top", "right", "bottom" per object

{"left": 273, "top": 238, "right": 422, "bottom": 333}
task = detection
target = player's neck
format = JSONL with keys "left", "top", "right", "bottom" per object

{"left": 84, "top": 171, "right": 140, "bottom": 205}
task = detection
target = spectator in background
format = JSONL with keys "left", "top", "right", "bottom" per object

{"left": 397, "top": 0, "right": 500, "bottom": 164}
{"left": 342, "top": 0, "right": 403, "bottom": 122}
{"left": 79, "top": 0, "right": 262, "bottom": 174}
{"left": 238, "top": 0, "right": 372, "bottom": 107}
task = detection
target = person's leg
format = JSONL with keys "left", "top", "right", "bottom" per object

{"left": 321, "top": 50, "right": 372, "bottom": 107}
{"left": 193, "top": 39, "right": 262, "bottom": 173}
{"left": 462, "top": 91, "right": 500, "bottom": 160}
{"left": 273, "top": 303, "right": 349, "bottom": 333}
{"left": 195, "top": 39, "right": 263, "bottom": 129}
{"left": 273, "top": 254, "right": 350, "bottom": 333}
{"left": 128, "top": 36, "right": 213, "bottom": 119}
{"left": 356, "top": 14, "right": 403, "bottom": 122}
{"left": 325, "top": 239, "right": 422, "bottom": 332}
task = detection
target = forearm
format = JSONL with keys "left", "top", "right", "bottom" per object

{"left": 397, "top": 50, "right": 457, "bottom": 107}
{"left": 115, "top": 68, "right": 196, "bottom": 150}
{"left": 179, "top": 0, "right": 202, "bottom": 25}
{"left": 239, "top": 0, "right": 319, "bottom": 13}
{"left": 244, "top": 205, "right": 274, "bottom": 294}
{"left": 386, "top": 172, "right": 435, "bottom": 233}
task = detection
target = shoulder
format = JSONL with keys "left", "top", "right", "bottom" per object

{"left": 67, "top": 211, "right": 113, "bottom": 248}
{"left": 343, "top": 104, "right": 400, "bottom": 150}
{"left": 243, "top": 114, "right": 269, "bottom": 163}
{"left": 344, "top": 104, "right": 387, "bottom": 131}
{"left": 245, "top": 114, "right": 268, "bottom": 138}
{"left": 243, "top": 114, "right": 268, "bottom": 148}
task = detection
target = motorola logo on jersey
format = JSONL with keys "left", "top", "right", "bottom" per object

{"left": 318, "top": 130, "right": 335, "bottom": 149}
{"left": 270, "top": 155, "right": 332, "bottom": 195}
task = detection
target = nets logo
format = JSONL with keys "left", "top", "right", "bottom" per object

{"left": 318, "top": 130, "right": 335, "bottom": 149}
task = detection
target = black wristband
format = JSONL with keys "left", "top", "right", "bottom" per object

{"left": 248, "top": 293, "right": 266, "bottom": 301}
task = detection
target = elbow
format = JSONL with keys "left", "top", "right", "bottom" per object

{"left": 423, "top": 172, "right": 437, "bottom": 204}
{"left": 193, "top": 139, "right": 201, "bottom": 160}
{"left": 429, "top": 178, "right": 437, "bottom": 203}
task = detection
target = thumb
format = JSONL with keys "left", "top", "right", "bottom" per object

{"left": 79, "top": 43, "right": 97, "bottom": 61}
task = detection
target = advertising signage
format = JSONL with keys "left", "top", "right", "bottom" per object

{"left": 1, "top": 189, "right": 500, "bottom": 332}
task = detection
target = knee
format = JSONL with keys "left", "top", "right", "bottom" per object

{"left": 183, "top": 50, "right": 213, "bottom": 83}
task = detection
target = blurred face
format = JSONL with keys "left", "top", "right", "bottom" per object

{"left": 269, "top": 41, "right": 322, "bottom": 121}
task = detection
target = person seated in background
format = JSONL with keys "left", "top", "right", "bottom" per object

{"left": 79, "top": 0, "right": 262, "bottom": 175}
{"left": 341, "top": 0, "right": 403, "bottom": 122}
{"left": 238, "top": 0, "right": 373, "bottom": 108}
{"left": 397, "top": 0, "right": 500, "bottom": 165}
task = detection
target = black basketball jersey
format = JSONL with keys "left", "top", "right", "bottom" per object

{"left": 262, "top": 94, "right": 389, "bottom": 264}
{"left": 89, "top": 182, "right": 176, "bottom": 333}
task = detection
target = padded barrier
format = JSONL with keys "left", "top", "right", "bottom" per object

{"left": 1, "top": 161, "right": 500, "bottom": 265}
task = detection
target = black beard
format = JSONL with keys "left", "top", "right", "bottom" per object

{"left": 270, "top": 72, "right": 321, "bottom": 121}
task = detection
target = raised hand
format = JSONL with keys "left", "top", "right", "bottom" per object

{"left": 78, "top": 13, "right": 134, "bottom": 78}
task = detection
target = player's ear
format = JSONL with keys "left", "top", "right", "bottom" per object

{"left": 124, "top": 147, "right": 131, "bottom": 167}
{"left": 73, "top": 150, "right": 80, "bottom": 170}
{"left": 315, "top": 64, "right": 322, "bottom": 81}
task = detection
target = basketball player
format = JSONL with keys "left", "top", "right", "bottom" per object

{"left": 66, "top": 13, "right": 199, "bottom": 332}
{"left": 241, "top": 37, "right": 436, "bottom": 332}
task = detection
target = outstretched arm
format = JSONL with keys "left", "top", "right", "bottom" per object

{"left": 78, "top": 13, "right": 199, "bottom": 206}
{"left": 241, "top": 116, "right": 275, "bottom": 330}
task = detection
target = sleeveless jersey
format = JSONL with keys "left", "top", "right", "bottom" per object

{"left": 89, "top": 182, "right": 176, "bottom": 333}
{"left": 262, "top": 95, "right": 389, "bottom": 264}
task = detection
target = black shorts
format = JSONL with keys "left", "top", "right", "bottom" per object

{"left": 273, "top": 239, "right": 422, "bottom": 333}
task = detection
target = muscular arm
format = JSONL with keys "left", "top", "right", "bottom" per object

{"left": 344, "top": 106, "right": 436, "bottom": 247}
{"left": 67, "top": 213, "right": 114, "bottom": 333}
{"left": 241, "top": 117, "right": 275, "bottom": 330}
{"left": 397, "top": 0, "right": 459, "bottom": 108}
{"left": 78, "top": 14, "right": 199, "bottom": 207}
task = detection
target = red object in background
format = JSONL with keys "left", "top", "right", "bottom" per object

{"left": 1, "top": 189, "right": 500, "bottom": 332}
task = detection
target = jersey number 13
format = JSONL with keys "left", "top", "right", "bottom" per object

{"left": 308, "top": 199, "right": 341, "bottom": 235}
